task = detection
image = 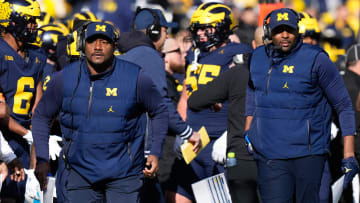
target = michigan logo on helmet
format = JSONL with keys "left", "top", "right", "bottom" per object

{"left": 298, "top": 12, "right": 320, "bottom": 40}
{"left": 37, "top": 23, "right": 68, "bottom": 61}
{"left": 67, "top": 10, "right": 97, "bottom": 32}
{"left": 190, "top": 2, "right": 235, "bottom": 51}
{"left": 37, "top": 11, "right": 55, "bottom": 28}
{"left": 0, "top": 0, "right": 41, "bottom": 43}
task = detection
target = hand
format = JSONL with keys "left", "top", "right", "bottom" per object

{"left": 143, "top": 155, "right": 158, "bottom": 178}
{"left": 212, "top": 131, "right": 227, "bottom": 164}
{"left": 23, "top": 130, "right": 33, "bottom": 145}
{"left": 341, "top": 156, "right": 359, "bottom": 189}
{"left": 210, "top": 103, "right": 222, "bottom": 112}
{"left": 49, "top": 135, "right": 62, "bottom": 161}
{"left": 188, "top": 131, "right": 201, "bottom": 153}
{"left": 0, "top": 162, "right": 8, "bottom": 182}
{"left": 7, "top": 158, "right": 25, "bottom": 182}
{"left": 34, "top": 162, "right": 50, "bottom": 191}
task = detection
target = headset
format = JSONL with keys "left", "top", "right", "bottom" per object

{"left": 262, "top": 8, "right": 301, "bottom": 43}
{"left": 75, "top": 21, "right": 119, "bottom": 56}
{"left": 132, "top": 7, "right": 162, "bottom": 42}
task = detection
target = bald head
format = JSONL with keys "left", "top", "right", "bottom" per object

{"left": 252, "top": 26, "right": 265, "bottom": 49}
{"left": 163, "top": 38, "right": 179, "bottom": 53}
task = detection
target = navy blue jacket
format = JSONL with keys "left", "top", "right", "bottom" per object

{"left": 118, "top": 31, "right": 193, "bottom": 140}
{"left": 32, "top": 57, "right": 168, "bottom": 183}
{"left": 246, "top": 41, "right": 355, "bottom": 159}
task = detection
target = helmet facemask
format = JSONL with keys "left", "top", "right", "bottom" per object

{"left": 189, "top": 2, "right": 234, "bottom": 52}
{"left": 8, "top": 13, "right": 39, "bottom": 43}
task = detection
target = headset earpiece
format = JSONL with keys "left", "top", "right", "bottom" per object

{"left": 76, "top": 21, "right": 92, "bottom": 55}
{"left": 76, "top": 21, "right": 119, "bottom": 55}
{"left": 262, "top": 8, "right": 301, "bottom": 43}
{"left": 132, "top": 7, "right": 161, "bottom": 42}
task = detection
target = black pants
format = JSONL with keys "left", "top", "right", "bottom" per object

{"left": 227, "top": 159, "right": 260, "bottom": 203}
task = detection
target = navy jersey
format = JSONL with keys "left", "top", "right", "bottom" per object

{"left": 42, "top": 63, "right": 56, "bottom": 91}
{"left": 185, "top": 43, "right": 252, "bottom": 137}
{"left": 0, "top": 38, "right": 46, "bottom": 128}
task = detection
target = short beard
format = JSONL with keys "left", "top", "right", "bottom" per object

{"left": 87, "top": 55, "right": 114, "bottom": 73}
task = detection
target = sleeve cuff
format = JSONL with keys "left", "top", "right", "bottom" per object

{"left": 179, "top": 125, "right": 192, "bottom": 140}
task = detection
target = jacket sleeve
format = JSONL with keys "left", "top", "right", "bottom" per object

{"left": 32, "top": 71, "right": 63, "bottom": 163}
{"left": 187, "top": 67, "right": 230, "bottom": 111}
{"left": 314, "top": 52, "right": 356, "bottom": 136}
{"left": 137, "top": 70, "right": 169, "bottom": 158}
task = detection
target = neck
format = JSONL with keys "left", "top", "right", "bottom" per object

{"left": 87, "top": 56, "right": 114, "bottom": 75}
{"left": 349, "top": 62, "right": 360, "bottom": 76}
{"left": 2, "top": 33, "right": 24, "bottom": 57}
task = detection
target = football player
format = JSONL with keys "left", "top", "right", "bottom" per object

{"left": 0, "top": 0, "right": 46, "bottom": 201}
{"left": 171, "top": 2, "right": 252, "bottom": 202}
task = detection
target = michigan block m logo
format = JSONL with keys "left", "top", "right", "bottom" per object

{"left": 277, "top": 13, "right": 289, "bottom": 21}
{"left": 96, "top": 25, "right": 106, "bottom": 32}
{"left": 283, "top": 65, "right": 294, "bottom": 74}
{"left": 106, "top": 88, "right": 117, "bottom": 96}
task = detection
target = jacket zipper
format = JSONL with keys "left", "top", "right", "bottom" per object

{"left": 266, "top": 66, "right": 273, "bottom": 94}
{"left": 88, "top": 82, "right": 94, "bottom": 119}
{"left": 307, "top": 120, "right": 311, "bottom": 151}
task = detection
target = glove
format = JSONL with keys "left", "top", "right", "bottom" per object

{"left": 25, "top": 169, "right": 42, "bottom": 202}
{"left": 49, "top": 135, "right": 62, "bottom": 161}
{"left": 341, "top": 156, "right": 359, "bottom": 189}
{"left": 35, "top": 162, "right": 50, "bottom": 191}
{"left": 211, "top": 131, "right": 227, "bottom": 164}
{"left": 23, "top": 130, "right": 33, "bottom": 145}
{"left": 330, "top": 122, "right": 339, "bottom": 140}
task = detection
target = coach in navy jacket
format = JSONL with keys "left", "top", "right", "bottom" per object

{"left": 32, "top": 21, "right": 168, "bottom": 202}
{"left": 245, "top": 8, "right": 358, "bottom": 202}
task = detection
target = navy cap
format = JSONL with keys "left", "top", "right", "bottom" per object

{"left": 269, "top": 8, "right": 298, "bottom": 31}
{"left": 133, "top": 9, "right": 178, "bottom": 30}
{"left": 85, "top": 22, "right": 114, "bottom": 42}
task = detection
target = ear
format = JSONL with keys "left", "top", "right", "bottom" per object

{"left": 113, "top": 41, "right": 118, "bottom": 49}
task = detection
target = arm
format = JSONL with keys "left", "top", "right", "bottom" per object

{"left": 177, "top": 80, "right": 188, "bottom": 121}
{"left": 0, "top": 131, "right": 25, "bottom": 182}
{"left": 32, "top": 71, "right": 62, "bottom": 190}
{"left": 187, "top": 67, "right": 230, "bottom": 111}
{"left": 32, "top": 71, "right": 63, "bottom": 163}
{"left": 137, "top": 70, "right": 168, "bottom": 177}
{"left": 315, "top": 53, "right": 356, "bottom": 151}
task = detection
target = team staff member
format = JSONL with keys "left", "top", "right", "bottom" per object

{"left": 118, "top": 8, "right": 201, "bottom": 155}
{"left": 245, "top": 8, "right": 358, "bottom": 202}
{"left": 32, "top": 21, "right": 169, "bottom": 202}
{"left": 174, "top": 3, "right": 252, "bottom": 202}
{"left": 0, "top": 0, "right": 46, "bottom": 201}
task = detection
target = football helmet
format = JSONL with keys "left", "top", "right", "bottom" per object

{"left": 298, "top": 12, "right": 321, "bottom": 40}
{"left": 189, "top": 2, "right": 235, "bottom": 51}
{"left": 37, "top": 11, "right": 55, "bottom": 28}
{"left": 67, "top": 10, "right": 97, "bottom": 32}
{"left": 0, "top": 0, "right": 41, "bottom": 43}
{"left": 37, "top": 23, "right": 68, "bottom": 61}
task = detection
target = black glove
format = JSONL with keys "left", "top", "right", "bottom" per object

{"left": 35, "top": 162, "right": 50, "bottom": 191}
